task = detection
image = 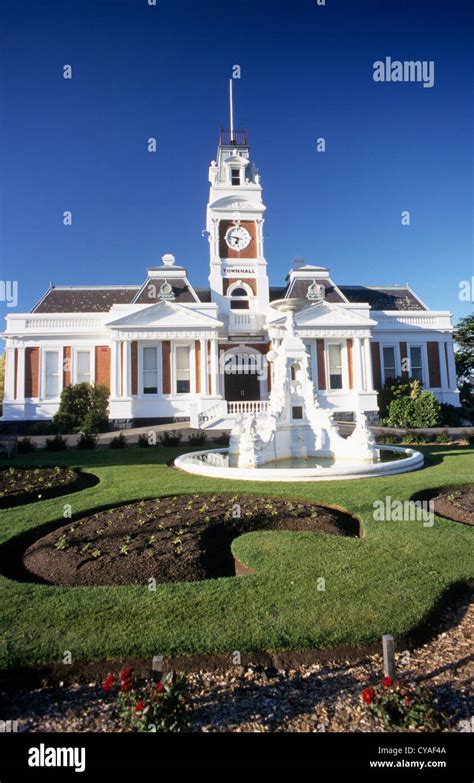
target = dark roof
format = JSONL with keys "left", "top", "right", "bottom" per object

{"left": 340, "top": 286, "right": 426, "bottom": 311}
{"left": 194, "top": 288, "right": 212, "bottom": 303}
{"left": 287, "top": 279, "right": 346, "bottom": 303}
{"left": 133, "top": 278, "right": 198, "bottom": 304}
{"left": 269, "top": 287, "right": 287, "bottom": 301}
{"left": 33, "top": 287, "right": 139, "bottom": 313}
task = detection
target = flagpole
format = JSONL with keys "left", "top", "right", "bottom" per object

{"left": 229, "top": 78, "right": 234, "bottom": 142}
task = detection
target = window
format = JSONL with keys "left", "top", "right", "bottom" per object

{"left": 76, "top": 351, "right": 91, "bottom": 384}
{"left": 175, "top": 346, "right": 191, "bottom": 394}
{"left": 44, "top": 351, "right": 59, "bottom": 398}
{"left": 229, "top": 285, "right": 250, "bottom": 310}
{"left": 382, "top": 346, "right": 396, "bottom": 383}
{"left": 143, "top": 347, "right": 158, "bottom": 394}
{"left": 231, "top": 168, "right": 240, "bottom": 186}
{"left": 410, "top": 346, "right": 423, "bottom": 382}
{"left": 292, "top": 406, "right": 303, "bottom": 420}
{"left": 328, "top": 344, "right": 343, "bottom": 390}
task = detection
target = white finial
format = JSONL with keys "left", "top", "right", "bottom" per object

{"left": 229, "top": 78, "right": 234, "bottom": 141}
{"left": 162, "top": 253, "right": 175, "bottom": 266}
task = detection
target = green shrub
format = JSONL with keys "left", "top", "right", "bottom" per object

{"left": 53, "top": 383, "right": 109, "bottom": 434}
{"left": 385, "top": 391, "right": 441, "bottom": 428}
{"left": 158, "top": 430, "right": 182, "bottom": 446}
{"left": 45, "top": 434, "right": 68, "bottom": 452}
{"left": 17, "top": 437, "right": 38, "bottom": 454}
{"left": 188, "top": 432, "right": 207, "bottom": 446}
{"left": 378, "top": 377, "right": 422, "bottom": 418}
{"left": 138, "top": 433, "right": 152, "bottom": 448}
{"left": 110, "top": 433, "right": 127, "bottom": 449}
{"left": 77, "top": 432, "right": 98, "bottom": 450}
{"left": 213, "top": 432, "right": 230, "bottom": 446}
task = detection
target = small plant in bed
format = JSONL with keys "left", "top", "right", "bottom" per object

{"left": 362, "top": 677, "right": 439, "bottom": 730}
{"left": 77, "top": 432, "right": 98, "bottom": 450}
{"left": 102, "top": 667, "right": 189, "bottom": 732}
{"left": 45, "top": 434, "right": 68, "bottom": 452}
{"left": 0, "top": 465, "right": 77, "bottom": 506}
{"left": 158, "top": 430, "right": 182, "bottom": 446}
{"left": 17, "top": 437, "right": 38, "bottom": 454}
{"left": 109, "top": 433, "right": 127, "bottom": 449}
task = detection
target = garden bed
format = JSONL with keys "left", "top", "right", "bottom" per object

{"left": 21, "top": 494, "right": 359, "bottom": 586}
{"left": 0, "top": 466, "right": 98, "bottom": 509}
{"left": 432, "top": 485, "right": 474, "bottom": 526}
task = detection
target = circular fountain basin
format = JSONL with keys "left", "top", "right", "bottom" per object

{"left": 174, "top": 445, "right": 424, "bottom": 482}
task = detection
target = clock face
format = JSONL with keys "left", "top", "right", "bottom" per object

{"left": 225, "top": 225, "right": 251, "bottom": 251}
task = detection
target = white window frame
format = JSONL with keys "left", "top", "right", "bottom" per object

{"left": 325, "top": 340, "right": 347, "bottom": 392}
{"left": 408, "top": 344, "right": 426, "bottom": 385}
{"left": 139, "top": 344, "right": 161, "bottom": 397}
{"left": 171, "top": 342, "right": 195, "bottom": 397}
{"left": 73, "top": 347, "right": 94, "bottom": 385}
{"left": 41, "top": 348, "right": 61, "bottom": 400}
{"left": 381, "top": 344, "right": 398, "bottom": 384}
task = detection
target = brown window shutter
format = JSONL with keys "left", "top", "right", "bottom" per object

{"left": 399, "top": 341, "right": 408, "bottom": 379}
{"left": 444, "top": 342, "right": 451, "bottom": 387}
{"left": 346, "top": 339, "right": 354, "bottom": 390}
{"left": 63, "top": 347, "right": 72, "bottom": 387}
{"left": 130, "top": 342, "right": 138, "bottom": 395}
{"left": 25, "top": 347, "right": 39, "bottom": 397}
{"left": 427, "top": 342, "right": 441, "bottom": 388}
{"left": 316, "top": 339, "right": 326, "bottom": 390}
{"left": 95, "top": 346, "right": 111, "bottom": 393}
{"left": 195, "top": 340, "right": 201, "bottom": 393}
{"left": 162, "top": 341, "right": 171, "bottom": 394}
{"left": 370, "top": 342, "right": 382, "bottom": 390}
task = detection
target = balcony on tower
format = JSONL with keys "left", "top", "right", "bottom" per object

{"left": 219, "top": 128, "right": 248, "bottom": 146}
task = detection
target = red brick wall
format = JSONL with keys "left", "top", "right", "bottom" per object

{"left": 95, "top": 346, "right": 111, "bottom": 393}
{"left": 195, "top": 340, "right": 201, "bottom": 394}
{"left": 63, "top": 346, "right": 72, "bottom": 388}
{"left": 219, "top": 220, "right": 257, "bottom": 259}
{"left": 316, "top": 339, "right": 326, "bottom": 390}
{"left": 223, "top": 277, "right": 257, "bottom": 295}
{"left": 130, "top": 342, "right": 137, "bottom": 396}
{"left": 162, "top": 341, "right": 171, "bottom": 394}
{"left": 370, "top": 342, "right": 382, "bottom": 390}
{"left": 25, "top": 347, "right": 39, "bottom": 398}
{"left": 427, "top": 342, "right": 441, "bottom": 388}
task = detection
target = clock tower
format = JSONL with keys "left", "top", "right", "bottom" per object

{"left": 206, "top": 123, "right": 269, "bottom": 316}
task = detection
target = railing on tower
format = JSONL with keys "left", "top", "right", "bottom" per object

{"left": 219, "top": 128, "right": 248, "bottom": 146}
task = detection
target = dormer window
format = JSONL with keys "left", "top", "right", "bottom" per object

{"left": 231, "top": 168, "right": 240, "bottom": 186}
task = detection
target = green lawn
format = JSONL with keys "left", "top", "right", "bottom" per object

{"left": 0, "top": 445, "right": 472, "bottom": 668}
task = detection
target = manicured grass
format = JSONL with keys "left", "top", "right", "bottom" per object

{"left": 0, "top": 445, "right": 472, "bottom": 668}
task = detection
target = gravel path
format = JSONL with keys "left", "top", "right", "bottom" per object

{"left": 2, "top": 594, "right": 472, "bottom": 733}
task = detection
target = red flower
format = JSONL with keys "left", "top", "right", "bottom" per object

{"left": 382, "top": 676, "right": 394, "bottom": 688}
{"left": 102, "top": 674, "right": 115, "bottom": 692}
{"left": 156, "top": 682, "right": 164, "bottom": 693}
{"left": 135, "top": 701, "right": 145, "bottom": 713}
{"left": 362, "top": 687, "right": 375, "bottom": 705}
{"left": 120, "top": 680, "right": 131, "bottom": 692}
{"left": 120, "top": 667, "right": 133, "bottom": 680}
{"left": 405, "top": 697, "right": 411, "bottom": 705}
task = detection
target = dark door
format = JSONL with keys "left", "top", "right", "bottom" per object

{"left": 224, "top": 372, "right": 260, "bottom": 401}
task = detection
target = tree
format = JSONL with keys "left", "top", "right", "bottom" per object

{"left": 454, "top": 314, "right": 474, "bottom": 406}
{"left": 53, "top": 383, "right": 109, "bottom": 433}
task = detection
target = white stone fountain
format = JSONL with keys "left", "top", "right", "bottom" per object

{"left": 175, "top": 299, "right": 424, "bottom": 482}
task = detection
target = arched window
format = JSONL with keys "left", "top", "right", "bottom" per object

{"left": 228, "top": 282, "right": 252, "bottom": 310}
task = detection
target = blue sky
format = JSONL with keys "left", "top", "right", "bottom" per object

{"left": 0, "top": 0, "right": 472, "bottom": 331}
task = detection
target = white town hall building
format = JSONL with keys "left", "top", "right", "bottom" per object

{"left": 2, "top": 125, "right": 459, "bottom": 429}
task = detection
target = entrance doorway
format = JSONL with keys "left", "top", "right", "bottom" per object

{"left": 223, "top": 350, "right": 261, "bottom": 401}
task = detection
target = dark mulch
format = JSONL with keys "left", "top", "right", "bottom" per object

{"left": 0, "top": 466, "right": 98, "bottom": 509}
{"left": 21, "top": 494, "right": 359, "bottom": 587}
{"left": 432, "top": 485, "right": 474, "bottom": 526}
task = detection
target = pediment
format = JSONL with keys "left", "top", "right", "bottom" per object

{"left": 296, "top": 301, "right": 376, "bottom": 328}
{"left": 106, "top": 301, "right": 222, "bottom": 329}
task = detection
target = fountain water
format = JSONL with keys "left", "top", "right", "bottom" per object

{"left": 175, "top": 299, "right": 424, "bottom": 482}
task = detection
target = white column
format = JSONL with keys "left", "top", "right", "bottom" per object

{"left": 200, "top": 339, "right": 209, "bottom": 396}
{"left": 16, "top": 347, "right": 25, "bottom": 401}
{"left": 352, "top": 337, "right": 364, "bottom": 392}
{"left": 364, "top": 338, "right": 375, "bottom": 391}
{"left": 210, "top": 338, "right": 219, "bottom": 396}
{"left": 4, "top": 348, "right": 15, "bottom": 401}
{"left": 122, "top": 341, "right": 131, "bottom": 398}
{"left": 110, "top": 340, "right": 120, "bottom": 398}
